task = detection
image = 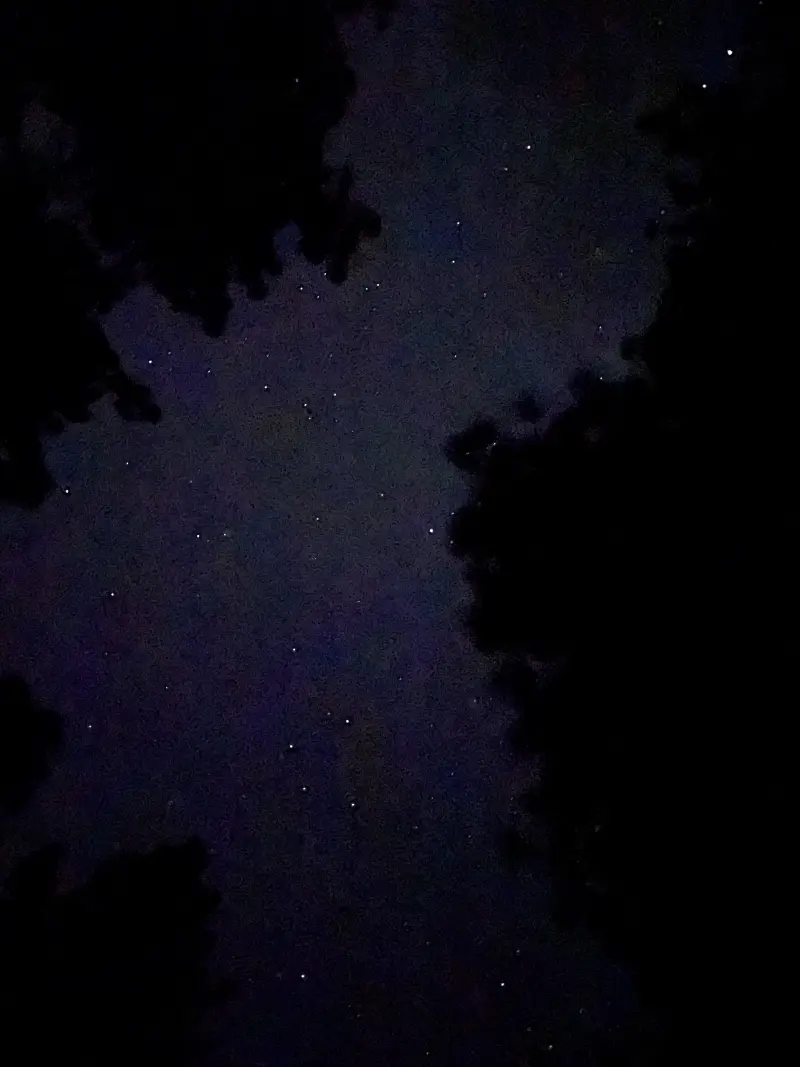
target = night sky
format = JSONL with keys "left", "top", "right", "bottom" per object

{"left": 0, "top": 2, "right": 752, "bottom": 1064}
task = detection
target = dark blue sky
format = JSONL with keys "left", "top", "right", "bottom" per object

{"left": 0, "top": 2, "right": 751, "bottom": 1064}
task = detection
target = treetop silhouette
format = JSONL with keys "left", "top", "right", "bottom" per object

{"left": 448, "top": 1, "right": 797, "bottom": 1060}
{"left": 0, "top": 671, "right": 63, "bottom": 818}
{"left": 0, "top": 674, "right": 231, "bottom": 1067}
{"left": 1, "top": 0, "right": 393, "bottom": 508}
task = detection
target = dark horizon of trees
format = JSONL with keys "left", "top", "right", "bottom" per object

{"left": 0, "top": 0, "right": 393, "bottom": 509}
{"left": 0, "top": 672, "right": 231, "bottom": 1067}
{"left": 448, "top": 1, "right": 795, "bottom": 1063}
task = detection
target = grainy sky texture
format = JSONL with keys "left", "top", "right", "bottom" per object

{"left": 0, "top": 2, "right": 751, "bottom": 1064}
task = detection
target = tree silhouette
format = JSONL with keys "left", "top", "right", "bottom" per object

{"left": 0, "top": 0, "right": 393, "bottom": 508}
{"left": 0, "top": 675, "right": 231, "bottom": 1066}
{"left": 0, "top": 672, "right": 63, "bottom": 818}
{"left": 0, "top": 162, "right": 162, "bottom": 507}
{"left": 448, "top": 2, "right": 796, "bottom": 1062}
{"left": 0, "top": 836, "right": 231, "bottom": 1067}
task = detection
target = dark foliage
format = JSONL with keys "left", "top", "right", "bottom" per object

{"left": 448, "top": 2, "right": 796, "bottom": 1062}
{"left": 0, "top": 836, "right": 231, "bottom": 1067}
{"left": 0, "top": 672, "right": 63, "bottom": 817}
{"left": 0, "top": 676, "right": 229, "bottom": 1067}
{"left": 0, "top": 163, "right": 162, "bottom": 506}
{"left": 0, "top": 0, "right": 392, "bottom": 508}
